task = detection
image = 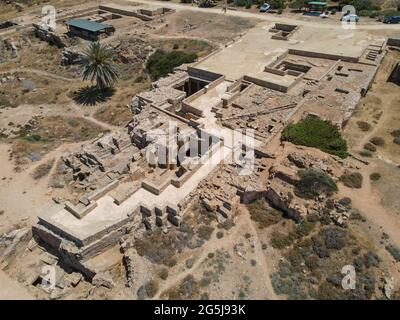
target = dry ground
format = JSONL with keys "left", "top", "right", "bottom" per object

{"left": 344, "top": 49, "right": 400, "bottom": 216}
{"left": 153, "top": 9, "right": 260, "bottom": 44}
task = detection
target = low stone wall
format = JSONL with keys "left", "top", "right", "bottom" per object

{"left": 142, "top": 178, "right": 171, "bottom": 195}
{"left": 187, "top": 67, "right": 223, "bottom": 83}
{"left": 387, "top": 37, "right": 400, "bottom": 47}
{"left": 33, "top": 24, "right": 66, "bottom": 48}
{"left": 98, "top": 5, "right": 173, "bottom": 21}
{"left": 243, "top": 75, "right": 290, "bottom": 93}
{"left": 288, "top": 49, "right": 359, "bottom": 63}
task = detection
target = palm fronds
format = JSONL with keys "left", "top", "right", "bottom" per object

{"left": 79, "top": 42, "right": 119, "bottom": 89}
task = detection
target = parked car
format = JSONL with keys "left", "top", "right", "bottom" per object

{"left": 340, "top": 14, "right": 359, "bottom": 23}
{"left": 259, "top": 3, "right": 270, "bottom": 12}
{"left": 383, "top": 16, "right": 400, "bottom": 24}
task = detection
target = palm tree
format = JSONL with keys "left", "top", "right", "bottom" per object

{"left": 80, "top": 42, "right": 119, "bottom": 89}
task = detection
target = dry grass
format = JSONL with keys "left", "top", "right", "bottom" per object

{"left": 11, "top": 116, "right": 107, "bottom": 165}
{"left": 31, "top": 158, "right": 55, "bottom": 179}
{"left": 93, "top": 83, "right": 150, "bottom": 126}
{"left": 155, "top": 10, "right": 260, "bottom": 44}
{"left": 0, "top": 72, "right": 80, "bottom": 108}
{"left": 152, "top": 37, "right": 216, "bottom": 58}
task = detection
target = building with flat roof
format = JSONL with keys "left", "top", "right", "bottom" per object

{"left": 65, "top": 19, "right": 115, "bottom": 40}
{"left": 305, "top": 1, "right": 327, "bottom": 13}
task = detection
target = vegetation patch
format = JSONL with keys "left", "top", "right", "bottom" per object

{"left": 271, "top": 224, "right": 385, "bottom": 300}
{"left": 339, "top": 171, "right": 363, "bottom": 189}
{"left": 146, "top": 49, "right": 197, "bottom": 80}
{"left": 31, "top": 158, "right": 55, "bottom": 180}
{"left": 134, "top": 229, "right": 180, "bottom": 266}
{"left": 369, "top": 172, "right": 381, "bottom": 181}
{"left": 246, "top": 198, "right": 283, "bottom": 229}
{"left": 12, "top": 116, "right": 106, "bottom": 166}
{"left": 165, "top": 275, "right": 201, "bottom": 300}
{"left": 137, "top": 279, "right": 159, "bottom": 299}
{"left": 359, "top": 150, "right": 373, "bottom": 158}
{"left": 282, "top": 116, "right": 348, "bottom": 158}
{"left": 356, "top": 121, "right": 371, "bottom": 132}
{"left": 155, "top": 38, "right": 214, "bottom": 57}
{"left": 158, "top": 268, "right": 169, "bottom": 280}
{"left": 295, "top": 169, "right": 338, "bottom": 199}
{"left": 363, "top": 142, "right": 376, "bottom": 152}
{"left": 385, "top": 244, "right": 400, "bottom": 262}
{"left": 271, "top": 220, "right": 316, "bottom": 250}
{"left": 391, "top": 129, "right": 400, "bottom": 145}
{"left": 370, "top": 137, "right": 385, "bottom": 146}
{"left": 197, "top": 225, "right": 214, "bottom": 241}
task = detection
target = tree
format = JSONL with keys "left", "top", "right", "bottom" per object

{"left": 146, "top": 49, "right": 197, "bottom": 80}
{"left": 289, "top": 0, "right": 305, "bottom": 10}
{"left": 295, "top": 169, "right": 338, "bottom": 199}
{"left": 79, "top": 42, "right": 119, "bottom": 89}
{"left": 270, "top": 0, "right": 286, "bottom": 9}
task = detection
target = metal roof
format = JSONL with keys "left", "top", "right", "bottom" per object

{"left": 308, "top": 1, "right": 327, "bottom": 5}
{"left": 65, "top": 19, "right": 113, "bottom": 32}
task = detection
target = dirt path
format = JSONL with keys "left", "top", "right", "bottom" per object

{"left": 243, "top": 210, "right": 278, "bottom": 300}
{"left": 338, "top": 162, "right": 400, "bottom": 247}
{"left": 0, "top": 68, "right": 77, "bottom": 82}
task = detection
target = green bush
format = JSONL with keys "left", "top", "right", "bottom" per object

{"left": 158, "top": 268, "right": 169, "bottom": 280}
{"left": 282, "top": 116, "right": 348, "bottom": 158}
{"left": 369, "top": 172, "right": 381, "bottom": 181}
{"left": 234, "top": 0, "right": 248, "bottom": 6}
{"left": 381, "top": 9, "right": 400, "bottom": 18}
{"left": 339, "top": 0, "right": 380, "bottom": 12}
{"left": 358, "top": 9, "right": 379, "bottom": 18}
{"left": 246, "top": 199, "right": 283, "bottom": 228}
{"left": 340, "top": 171, "right": 363, "bottom": 188}
{"left": 370, "top": 136, "right": 385, "bottom": 146}
{"left": 197, "top": 225, "right": 214, "bottom": 240}
{"left": 271, "top": 232, "right": 296, "bottom": 249}
{"left": 356, "top": 121, "right": 371, "bottom": 132}
{"left": 391, "top": 130, "right": 400, "bottom": 145}
{"left": 138, "top": 279, "right": 159, "bottom": 299}
{"left": 289, "top": 0, "right": 305, "bottom": 10}
{"left": 270, "top": 0, "right": 286, "bottom": 9}
{"left": 146, "top": 50, "right": 197, "bottom": 80}
{"left": 23, "top": 134, "right": 42, "bottom": 142}
{"left": 359, "top": 150, "right": 373, "bottom": 157}
{"left": 386, "top": 244, "right": 400, "bottom": 262}
{"left": 295, "top": 169, "right": 338, "bottom": 199}
{"left": 363, "top": 142, "right": 376, "bottom": 152}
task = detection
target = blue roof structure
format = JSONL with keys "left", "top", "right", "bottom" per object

{"left": 65, "top": 19, "right": 114, "bottom": 32}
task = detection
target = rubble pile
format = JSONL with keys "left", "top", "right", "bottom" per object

{"left": 113, "top": 37, "right": 152, "bottom": 65}
{"left": 220, "top": 85, "right": 301, "bottom": 141}
{"left": 60, "top": 132, "right": 141, "bottom": 193}
{"left": 33, "top": 23, "right": 67, "bottom": 48}
{"left": 198, "top": 160, "right": 266, "bottom": 223}
{"left": 61, "top": 47, "right": 83, "bottom": 65}
{"left": 0, "top": 228, "right": 32, "bottom": 269}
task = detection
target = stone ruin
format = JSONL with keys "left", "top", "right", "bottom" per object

{"left": 33, "top": 23, "right": 67, "bottom": 48}
{"left": 61, "top": 47, "right": 83, "bottom": 65}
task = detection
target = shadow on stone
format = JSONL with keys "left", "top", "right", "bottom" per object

{"left": 73, "top": 86, "right": 115, "bottom": 106}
